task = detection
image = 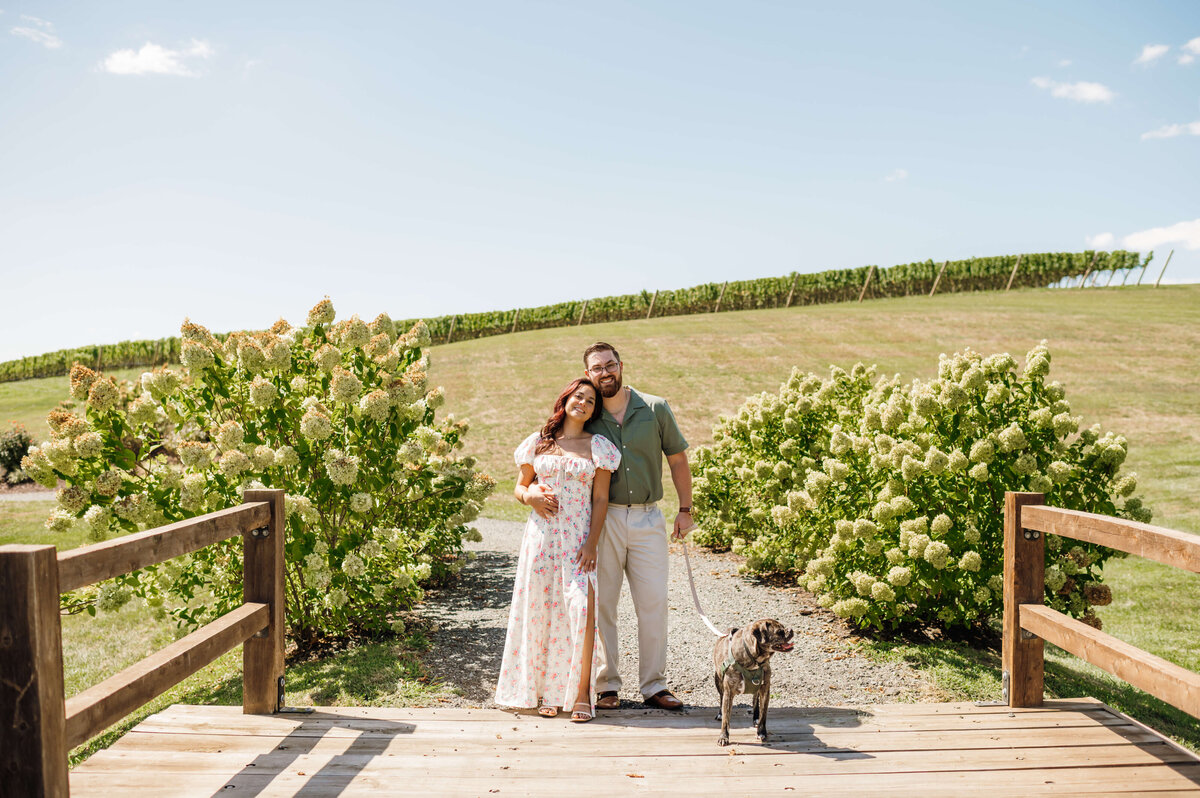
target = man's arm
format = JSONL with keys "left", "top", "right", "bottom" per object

{"left": 666, "top": 450, "right": 692, "bottom": 540}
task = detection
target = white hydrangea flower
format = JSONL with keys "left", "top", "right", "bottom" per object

{"left": 252, "top": 445, "right": 276, "bottom": 470}
{"left": 465, "top": 528, "right": 483, "bottom": 543}
{"left": 871, "top": 582, "right": 896, "bottom": 602}
{"left": 237, "top": 340, "right": 268, "bottom": 374}
{"left": 969, "top": 462, "right": 989, "bottom": 481}
{"left": 290, "top": 375, "right": 307, "bottom": 392}
{"left": 973, "top": 586, "right": 992, "bottom": 604}
{"left": 87, "top": 379, "right": 119, "bottom": 412}
{"left": 924, "top": 541, "right": 951, "bottom": 569}
{"left": 83, "top": 505, "right": 114, "bottom": 540}
{"left": 342, "top": 552, "right": 367, "bottom": 578}
{"left": 1114, "top": 473, "right": 1137, "bottom": 497}
{"left": 323, "top": 448, "right": 360, "bottom": 486}
{"left": 219, "top": 450, "right": 252, "bottom": 478}
{"left": 360, "top": 390, "right": 390, "bottom": 422}
{"left": 95, "top": 468, "right": 124, "bottom": 496}
{"left": 1030, "top": 474, "right": 1053, "bottom": 493}
{"left": 56, "top": 485, "right": 88, "bottom": 514}
{"left": 833, "top": 597, "right": 869, "bottom": 618}
{"left": 216, "top": 421, "right": 245, "bottom": 451}
{"left": 314, "top": 344, "right": 342, "bottom": 373}
{"left": 308, "top": 298, "right": 336, "bottom": 326}
{"left": 907, "top": 533, "right": 931, "bottom": 559}
{"left": 267, "top": 340, "right": 291, "bottom": 371}
{"left": 181, "top": 473, "right": 206, "bottom": 511}
{"left": 998, "top": 424, "right": 1027, "bottom": 452}
{"left": 275, "top": 445, "right": 300, "bottom": 468}
{"left": 1048, "top": 460, "right": 1073, "bottom": 485}
{"left": 958, "top": 550, "right": 982, "bottom": 572}
{"left": 45, "top": 508, "right": 76, "bottom": 531}
{"left": 947, "top": 450, "right": 969, "bottom": 472}
{"left": 330, "top": 368, "right": 363, "bottom": 404}
{"left": 885, "top": 548, "right": 905, "bottom": 565}
{"left": 249, "top": 377, "right": 278, "bottom": 407}
{"left": 300, "top": 409, "right": 333, "bottom": 441}
{"left": 426, "top": 386, "right": 445, "bottom": 410}
{"left": 73, "top": 431, "right": 104, "bottom": 460}
{"left": 350, "top": 492, "right": 373, "bottom": 513}
{"left": 339, "top": 315, "right": 371, "bottom": 349}
{"left": 984, "top": 383, "right": 1010, "bottom": 405}
{"left": 328, "top": 587, "right": 349, "bottom": 609}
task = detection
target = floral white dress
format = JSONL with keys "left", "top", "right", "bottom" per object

{"left": 494, "top": 432, "right": 622, "bottom": 709}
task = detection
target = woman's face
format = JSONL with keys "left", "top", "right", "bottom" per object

{"left": 564, "top": 383, "right": 597, "bottom": 422}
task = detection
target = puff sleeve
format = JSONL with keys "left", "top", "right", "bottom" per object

{"left": 591, "top": 434, "right": 621, "bottom": 472}
{"left": 514, "top": 432, "right": 541, "bottom": 467}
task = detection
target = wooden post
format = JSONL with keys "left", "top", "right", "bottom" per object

{"left": 1078, "top": 251, "right": 1099, "bottom": 289}
{"left": 857, "top": 265, "right": 876, "bottom": 303}
{"left": 242, "top": 490, "right": 285, "bottom": 715}
{"left": 576, "top": 300, "right": 588, "bottom": 326}
{"left": 445, "top": 316, "right": 457, "bottom": 344}
{"left": 510, "top": 309, "right": 520, "bottom": 334}
{"left": 646, "top": 290, "right": 658, "bottom": 320}
{"left": 784, "top": 274, "right": 799, "bottom": 307}
{"left": 1004, "top": 255, "right": 1023, "bottom": 291}
{"left": 1155, "top": 249, "right": 1174, "bottom": 288}
{"left": 713, "top": 282, "right": 728, "bottom": 313}
{"left": 1137, "top": 255, "right": 1152, "bottom": 286}
{"left": 929, "top": 261, "right": 949, "bottom": 297}
{"left": 0, "top": 545, "right": 69, "bottom": 797}
{"left": 1003, "top": 491, "right": 1046, "bottom": 708}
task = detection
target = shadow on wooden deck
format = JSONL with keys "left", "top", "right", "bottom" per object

{"left": 70, "top": 699, "right": 1200, "bottom": 797}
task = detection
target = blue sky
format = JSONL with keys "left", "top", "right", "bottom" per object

{"left": 1, "top": 1, "right": 1197, "bottom": 361}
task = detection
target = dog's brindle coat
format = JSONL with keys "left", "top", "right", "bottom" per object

{"left": 712, "top": 618, "right": 794, "bottom": 746}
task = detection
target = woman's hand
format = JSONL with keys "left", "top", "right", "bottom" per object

{"left": 526, "top": 483, "right": 559, "bottom": 519}
{"left": 575, "top": 540, "right": 598, "bottom": 572}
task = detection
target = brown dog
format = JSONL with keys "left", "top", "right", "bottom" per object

{"left": 712, "top": 619, "right": 794, "bottom": 746}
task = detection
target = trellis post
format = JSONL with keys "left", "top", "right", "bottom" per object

{"left": 929, "top": 261, "right": 949, "bottom": 297}
{"left": 1155, "top": 249, "right": 1174, "bottom": 288}
{"left": 857, "top": 265, "right": 876, "bottom": 303}
{"left": 1005, "top": 255, "right": 1023, "bottom": 291}
{"left": 510, "top": 309, "right": 521, "bottom": 334}
{"left": 1077, "top": 252, "right": 1099, "bottom": 289}
{"left": 713, "top": 282, "right": 728, "bottom": 313}
{"left": 646, "top": 290, "right": 659, "bottom": 319}
{"left": 784, "top": 274, "right": 799, "bottom": 307}
{"left": 576, "top": 300, "right": 588, "bottom": 326}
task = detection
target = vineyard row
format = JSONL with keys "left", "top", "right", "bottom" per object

{"left": 0, "top": 250, "right": 1149, "bottom": 383}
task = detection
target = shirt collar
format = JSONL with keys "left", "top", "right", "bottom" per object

{"left": 602, "top": 386, "right": 646, "bottom": 424}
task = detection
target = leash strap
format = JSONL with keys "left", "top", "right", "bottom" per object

{"left": 680, "top": 535, "right": 726, "bottom": 637}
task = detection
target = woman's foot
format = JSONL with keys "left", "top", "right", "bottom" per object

{"left": 538, "top": 703, "right": 559, "bottom": 718}
{"left": 569, "top": 702, "right": 593, "bottom": 723}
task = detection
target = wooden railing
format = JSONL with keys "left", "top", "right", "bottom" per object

{"left": 1002, "top": 491, "right": 1200, "bottom": 717}
{"left": 0, "top": 489, "right": 286, "bottom": 797}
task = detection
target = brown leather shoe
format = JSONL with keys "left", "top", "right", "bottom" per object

{"left": 643, "top": 690, "right": 684, "bottom": 710}
{"left": 595, "top": 691, "right": 620, "bottom": 709}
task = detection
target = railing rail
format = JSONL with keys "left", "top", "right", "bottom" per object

{"left": 0, "top": 488, "right": 285, "bottom": 798}
{"left": 1002, "top": 491, "right": 1200, "bottom": 718}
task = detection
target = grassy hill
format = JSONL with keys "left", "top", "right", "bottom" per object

{"left": 426, "top": 284, "right": 1200, "bottom": 534}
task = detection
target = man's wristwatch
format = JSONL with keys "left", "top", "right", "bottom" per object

{"left": 679, "top": 506, "right": 692, "bottom": 513}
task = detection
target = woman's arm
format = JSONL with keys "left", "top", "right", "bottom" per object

{"left": 575, "top": 469, "right": 611, "bottom": 572}
{"left": 514, "top": 464, "right": 557, "bottom": 519}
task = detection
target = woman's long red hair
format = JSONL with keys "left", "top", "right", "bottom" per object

{"left": 535, "top": 378, "right": 603, "bottom": 454}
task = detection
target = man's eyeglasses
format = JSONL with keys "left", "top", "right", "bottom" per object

{"left": 587, "top": 362, "right": 620, "bottom": 376}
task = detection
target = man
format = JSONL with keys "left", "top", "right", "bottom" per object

{"left": 580, "top": 341, "right": 692, "bottom": 710}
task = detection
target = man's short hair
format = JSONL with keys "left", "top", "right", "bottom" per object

{"left": 583, "top": 342, "right": 620, "bottom": 366}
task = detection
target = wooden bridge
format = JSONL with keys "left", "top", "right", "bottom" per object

{"left": 3, "top": 491, "right": 1199, "bottom": 796}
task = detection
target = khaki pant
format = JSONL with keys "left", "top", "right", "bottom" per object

{"left": 595, "top": 504, "right": 668, "bottom": 698}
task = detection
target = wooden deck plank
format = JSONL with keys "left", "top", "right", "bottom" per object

{"left": 70, "top": 702, "right": 1200, "bottom": 797}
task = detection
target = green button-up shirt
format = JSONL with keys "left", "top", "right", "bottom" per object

{"left": 585, "top": 387, "right": 688, "bottom": 505}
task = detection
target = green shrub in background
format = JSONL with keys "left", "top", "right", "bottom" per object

{"left": 0, "top": 422, "right": 34, "bottom": 484}
{"left": 22, "top": 300, "right": 494, "bottom": 650}
{"left": 691, "top": 343, "right": 1149, "bottom": 633}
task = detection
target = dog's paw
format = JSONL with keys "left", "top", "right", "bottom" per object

{"left": 714, "top": 712, "right": 722, "bottom": 722}
{"left": 757, "top": 731, "right": 770, "bottom": 743}
{"left": 716, "top": 735, "right": 730, "bottom": 747}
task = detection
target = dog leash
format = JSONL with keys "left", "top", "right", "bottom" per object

{"left": 679, "top": 532, "right": 727, "bottom": 638}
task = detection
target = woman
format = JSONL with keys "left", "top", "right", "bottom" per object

{"left": 494, "top": 377, "right": 620, "bottom": 722}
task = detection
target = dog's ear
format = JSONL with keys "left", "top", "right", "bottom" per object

{"left": 749, "top": 622, "right": 766, "bottom": 657}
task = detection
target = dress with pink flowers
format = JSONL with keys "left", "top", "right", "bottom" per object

{"left": 494, "top": 432, "right": 621, "bottom": 709}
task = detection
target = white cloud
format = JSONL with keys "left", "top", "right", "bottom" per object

{"left": 1086, "top": 232, "right": 1115, "bottom": 249}
{"left": 1123, "top": 219, "right": 1200, "bottom": 252}
{"left": 883, "top": 168, "right": 908, "bottom": 183}
{"left": 1134, "top": 43, "right": 1170, "bottom": 64}
{"left": 1141, "top": 121, "right": 1200, "bottom": 140}
{"left": 1181, "top": 54, "right": 1196, "bottom": 65}
{"left": 1058, "top": 59, "right": 1072, "bottom": 67}
{"left": 1183, "top": 37, "right": 1200, "bottom": 55}
{"left": 102, "top": 39, "right": 213, "bottom": 76}
{"left": 1030, "top": 76, "right": 1115, "bottom": 103}
{"left": 10, "top": 14, "right": 61, "bottom": 49}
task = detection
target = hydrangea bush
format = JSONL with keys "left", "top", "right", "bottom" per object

{"left": 23, "top": 299, "right": 494, "bottom": 648}
{"left": 690, "top": 343, "right": 1148, "bottom": 632}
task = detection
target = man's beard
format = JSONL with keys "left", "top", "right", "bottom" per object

{"left": 596, "top": 373, "right": 622, "bottom": 398}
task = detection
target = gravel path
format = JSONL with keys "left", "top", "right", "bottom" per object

{"left": 419, "top": 517, "right": 934, "bottom": 711}
{"left": 0, "top": 489, "right": 54, "bottom": 502}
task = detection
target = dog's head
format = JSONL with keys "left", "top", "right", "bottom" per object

{"left": 750, "top": 618, "right": 794, "bottom": 656}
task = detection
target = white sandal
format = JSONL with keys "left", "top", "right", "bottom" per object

{"left": 569, "top": 702, "right": 594, "bottom": 723}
